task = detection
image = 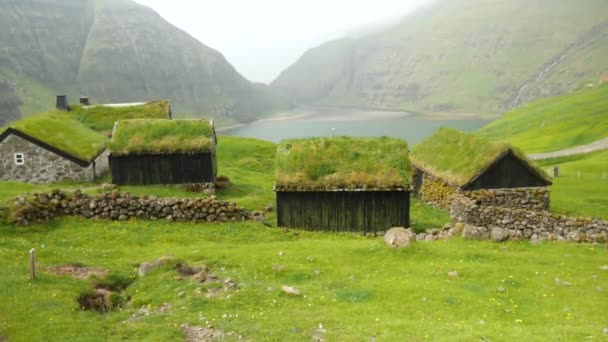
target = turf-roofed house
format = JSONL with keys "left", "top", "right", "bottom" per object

{"left": 411, "top": 128, "right": 552, "bottom": 210}
{"left": 274, "top": 137, "right": 411, "bottom": 231}
{"left": 0, "top": 112, "right": 109, "bottom": 183}
{"left": 65, "top": 96, "right": 173, "bottom": 135}
{"left": 109, "top": 119, "right": 217, "bottom": 187}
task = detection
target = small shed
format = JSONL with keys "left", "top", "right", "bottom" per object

{"left": 0, "top": 112, "right": 108, "bottom": 183}
{"left": 411, "top": 128, "right": 552, "bottom": 208}
{"left": 274, "top": 136, "right": 411, "bottom": 232}
{"left": 109, "top": 119, "right": 217, "bottom": 186}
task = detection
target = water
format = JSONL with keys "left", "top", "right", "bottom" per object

{"left": 221, "top": 109, "right": 491, "bottom": 145}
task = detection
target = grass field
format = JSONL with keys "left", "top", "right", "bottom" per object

{"left": 1, "top": 219, "right": 607, "bottom": 341}
{"left": 480, "top": 84, "right": 608, "bottom": 153}
{"left": 536, "top": 150, "right": 608, "bottom": 220}
{"left": 1, "top": 136, "right": 606, "bottom": 341}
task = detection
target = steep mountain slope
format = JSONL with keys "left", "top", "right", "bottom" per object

{"left": 0, "top": 0, "right": 284, "bottom": 125}
{"left": 272, "top": 0, "right": 608, "bottom": 116}
{"left": 479, "top": 83, "right": 608, "bottom": 153}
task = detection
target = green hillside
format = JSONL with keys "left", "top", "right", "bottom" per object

{"left": 480, "top": 83, "right": 608, "bottom": 153}
{"left": 272, "top": 0, "right": 608, "bottom": 116}
{"left": 0, "top": 0, "right": 286, "bottom": 125}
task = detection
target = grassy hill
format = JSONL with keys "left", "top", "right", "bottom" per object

{"left": 480, "top": 83, "right": 608, "bottom": 153}
{"left": 0, "top": 0, "right": 286, "bottom": 126}
{"left": 272, "top": 0, "right": 608, "bottom": 116}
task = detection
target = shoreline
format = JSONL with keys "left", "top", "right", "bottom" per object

{"left": 216, "top": 107, "right": 494, "bottom": 131}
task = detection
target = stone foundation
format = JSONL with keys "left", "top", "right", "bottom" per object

{"left": 7, "top": 190, "right": 250, "bottom": 226}
{"left": 449, "top": 194, "right": 608, "bottom": 243}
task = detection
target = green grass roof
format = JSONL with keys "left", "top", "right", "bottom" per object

{"left": 110, "top": 119, "right": 214, "bottom": 155}
{"left": 275, "top": 136, "right": 411, "bottom": 190}
{"left": 2, "top": 111, "right": 108, "bottom": 161}
{"left": 69, "top": 100, "right": 171, "bottom": 134}
{"left": 411, "top": 128, "right": 550, "bottom": 187}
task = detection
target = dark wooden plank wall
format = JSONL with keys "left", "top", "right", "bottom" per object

{"left": 465, "top": 151, "right": 550, "bottom": 190}
{"left": 110, "top": 152, "right": 216, "bottom": 185}
{"left": 276, "top": 191, "right": 410, "bottom": 232}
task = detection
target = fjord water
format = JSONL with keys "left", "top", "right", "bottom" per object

{"left": 222, "top": 109, "right": 491, "bottom": 144}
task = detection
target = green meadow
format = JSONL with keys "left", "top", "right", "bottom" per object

{"left": 0, "top": 136, "right": 606, "bottom": 341}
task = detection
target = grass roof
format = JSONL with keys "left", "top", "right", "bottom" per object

{"left": 110, "top": 119, "right": 214, "bottom": 155}
{"left": 411, "top": 128, "right": 550, "bottom": 187}
{"left": 275, "top": 136, "right": 411, "bottom": 190}
{"left": 2, "top": 111, "right": 108, "bottom": 161}
{"left": 69, "top": 100, "right": 171, "bottom": 133}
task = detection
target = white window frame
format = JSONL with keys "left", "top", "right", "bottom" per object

{"left": 14, "top": 153, "right": 25, "bottom": 165}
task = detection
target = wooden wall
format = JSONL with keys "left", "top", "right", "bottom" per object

{"left": 110, "top": 152, "right": 216, "bottom": 185}
{"left": 464, "top": 151, "right": 550, "bottom": 190}
{"left": 276, "top": 191, "right": 410, "bottom": 232}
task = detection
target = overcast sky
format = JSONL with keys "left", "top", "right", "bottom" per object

{"left": 132, "top": 0, "right": 431, "bottom": 83}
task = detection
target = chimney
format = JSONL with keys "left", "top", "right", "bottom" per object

{"left": 56, "top": 95, "right": 68, "bottom": 111}
{"left": 79, "top": 96, "right": 90, "bottom": 106}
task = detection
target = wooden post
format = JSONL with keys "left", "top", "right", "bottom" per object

{"left": 29, "top": 248, "right": 36, "bottom": 280}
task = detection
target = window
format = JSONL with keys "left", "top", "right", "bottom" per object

{"left": 14, "top": 153, "right": 24, "bottom": 165}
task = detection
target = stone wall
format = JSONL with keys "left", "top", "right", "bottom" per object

{"left": 463, "top": 188, "right": 550, "bottom": 211}
{"left": 8, "top": 190, "right": 250, "bottom": 226}
{"left": 0, "top": 134, "right": 108, "bottom": 183}
{"left": 450, "top": 194, "right": 608, "bottom": 243}
{"left": 417, "top": 172, "right": 459, "bottom": 210}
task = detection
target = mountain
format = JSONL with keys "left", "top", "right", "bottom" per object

{"left": 479, "top": 82, "right": 608, "bottom": 154}
{"left": 272, "top": 0, "right": 608, "bottom": 116}
{"left": 0, "top": 0, "right": 286, "bottom": 125}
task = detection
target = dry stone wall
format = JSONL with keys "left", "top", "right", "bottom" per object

{"left": 418, "top": 173, "right": 458, "bottom": 209}
{"left": 7, "top": 190, "right": 250, "bottom": 226}
{"left": 450, "top": 194, "right": 608, "bottom": 243}
{"left": 464, "top": 188, "right": 550, "bottom": 211}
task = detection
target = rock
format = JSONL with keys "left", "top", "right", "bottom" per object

{"left": 490, "top": 226, "right": 510, "bottom": 242}
{"left": 281, "top": 285, "right": 301, "bottom": 296}
{"left": 376, "top": 231, "right": 386, "bottom": 237}
{"left": 313, "top": 270, "right": 321, "bottom": 276}
{"left": 497, "top": 286, "right": 506, "bottom": 293}
{"left": 554, "top": 278, "right": 572, "bottom": 286}
{"left": 603, "top": 327, "right": 608, "bottom": 335}
{"left": 278, "top": 250, "right": 285, "bottom": 257}
{"left": 265, "top": 204, "right": 274, "bottom": 212}
{"left": 416, "top": 233, "right": 426, "bottom": 241}
{"left": 425, "top": 234, "right": 438, "bottom": 241}
{"left": 452, "top": 222, "right": 465, "bottom": 235}
{"left": 138, "top": 262, "right": 158, "bottom": 277}
{"left": 448, "top": 271, "right": 459, "bottom": 278}
{"left": 307, "top": 256, "right": 315, "bottom": 262}
{"left": 192, "top": 271, "right": 208, "bottom": 283}
{"left": 462, "top": 225, "right": 489, "bottom": 240}
{"left": 383, "top": 227, "right": 416, "bottom": 249}
{"left": 599, "top": 265, "right": 608, "bottom": 271}
{"left": 272, "top": 264, "right": 286, "bottom": 272}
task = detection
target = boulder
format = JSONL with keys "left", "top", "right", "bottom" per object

{"left": 281, "top": 285, "right": 301, "bottom": 296}
{"left": 462, "top": 225, "right": 489, "bottom": 240}
{"left": 384, "top": 227, "right": 416, "bottom": 249}
{"left": 490, "top": 226, "right": 510, "bottom": 242}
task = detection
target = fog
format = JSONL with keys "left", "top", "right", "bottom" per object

{"left": 132, "top": 0, "right": 431, "bottom": 83}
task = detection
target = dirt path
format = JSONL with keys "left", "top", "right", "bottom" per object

{"left": 528, "top": 137, "right": 608, "bottom": 160}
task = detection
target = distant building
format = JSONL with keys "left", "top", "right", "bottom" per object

{"left": 411, "top": 128, "right": 552, "bottom": 209}
{"left": 274, "top": 137, "right": 411, "bottom": 231}
{"left": 0, "top": 114, "right": 108, "bottom": 184}
{"left": 0, "top": 95, "right": 175, "bottom": 184}
{"left": 109, "top": 119, "right": 217, "bottom": 186}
